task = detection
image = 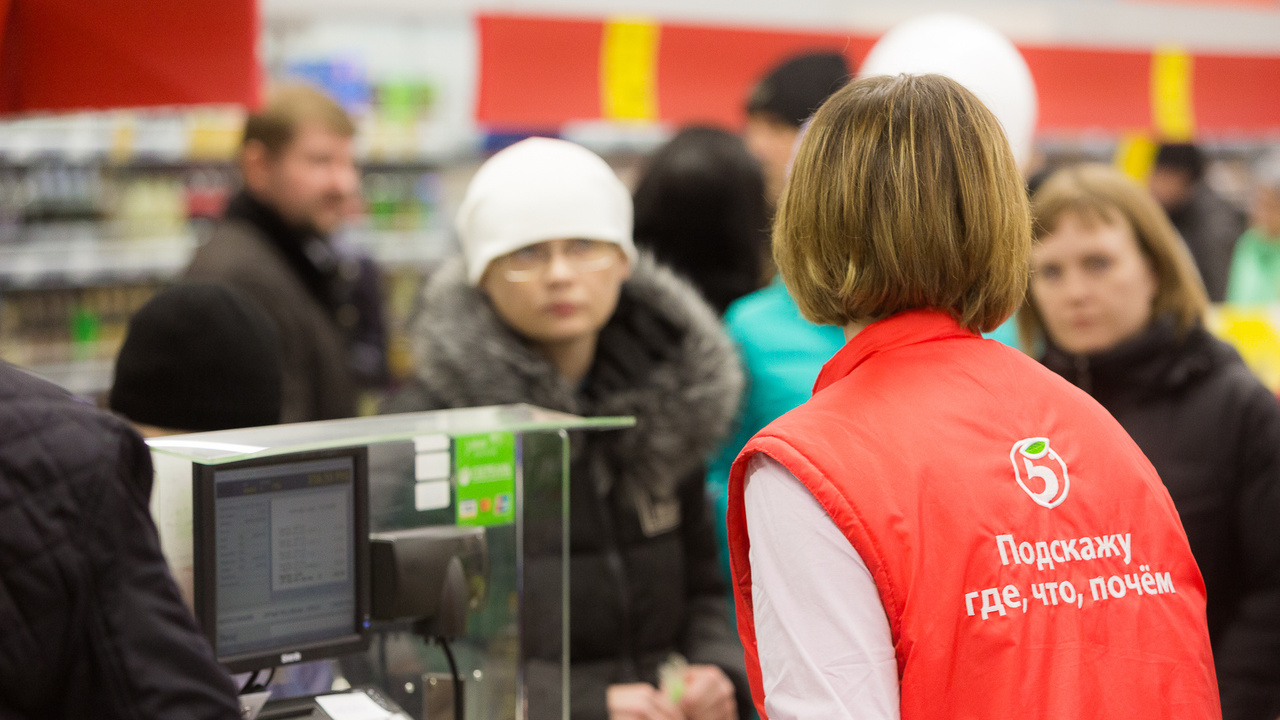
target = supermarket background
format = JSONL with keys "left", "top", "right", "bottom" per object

{"left": 2, "top": 0, "right": 1279, "bottom": 401}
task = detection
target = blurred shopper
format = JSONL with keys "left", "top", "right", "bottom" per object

{"left": 633, "top": 126, "right": 768, "bottom": 314}
{"left": 110, "top": 283, "right": 283, "bottom": 436}
{"left": 186, "top": 83, "right": 386, "bottom": 422}
{"left": 1148, "top": 142, "right": 1247, "bottom": 301}
{"left": 743, "top": 51, "right": 851, "bottom": 209}
{"left": 728, "top": 75, "right": 1219, "bottom": 719}
{"left": 0, "top": 363, "right": 241, "bottom": 718}
{"left": 1226, "top": 150, "right": 1280, "bottom": 304}
{"left": 389, "top": 138, "right": 749, "bottom": 720}
{"left": 108, "top": 282, "right": 335, "bottom": 698}
{"left": 708, "top": 57, "right": 852, "bottom": 593}
{"left": 1022, "top": 163, "right": 1280, "bottom": 720}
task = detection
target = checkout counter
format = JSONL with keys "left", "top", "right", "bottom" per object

{"left": 146, "top": 404, "right": 633, "bottom": 720}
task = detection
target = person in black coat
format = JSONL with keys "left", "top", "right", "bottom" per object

{"left": 186, "top": 84, "right": 387, "bottom": 422}
{"left": 0, "top": 362, "right": 240, "bottom": 719}
{"left": 1147, "top": 142, "right": 1248, "bottom": 301}
{"left": 742, "top": 51, "right": 851, "bottom": 208}
{"left": 388, "top": 138, "right": 748, "bottom": 720}
{"left": 1021, "top": 163, "right": 1280, "bottom": 720}
{"left": 632, "top": 127, "right": 769, "bottom": 314}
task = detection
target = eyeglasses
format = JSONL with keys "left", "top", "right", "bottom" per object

{"left": 495, "top": 239, "right": 620, "bottom": 282}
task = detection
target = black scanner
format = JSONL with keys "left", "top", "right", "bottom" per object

{"left": 369, "top": 526, "right": 488, "bottom": 639}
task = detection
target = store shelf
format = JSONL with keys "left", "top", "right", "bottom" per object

{"left": 0, "top": 234, "right": 198, "bottom": 290}
{"left": 0, "top": 227, "right": 455, "bottom": 291}
{"left": 0, "top": 157, "right": 460, "bottom": 173}
{"left": 343, "top": 227, "right": 456, "bottom": 268}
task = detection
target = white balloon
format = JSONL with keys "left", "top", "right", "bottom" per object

{"left": 858, "top": 14, "right": 1038, "bottom": 170}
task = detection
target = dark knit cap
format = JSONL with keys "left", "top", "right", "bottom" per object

{"left": 1154, "top": 143, "right": 1206, "bottom": 183}
{"left": 745, "top": 51, "right": 852, "bottom": 128}
{"left": 110, "top": 283, "right": 283, "bottom": 432}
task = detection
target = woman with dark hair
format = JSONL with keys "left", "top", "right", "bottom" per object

{"left": 726, "top": 75, "right": 1218, "bottom": 719}
{"left": 1023, "top": 162, "right": 1280, "bottom": 720}
{"left": 633, "top": 127, "right": 768, "bottom": 315}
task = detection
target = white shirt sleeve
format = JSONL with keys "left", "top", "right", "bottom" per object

{"left": 744, "top": 454, "right": 900, "bottom": 720}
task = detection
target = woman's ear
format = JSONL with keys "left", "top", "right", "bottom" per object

{"left": 618, "top": 249, "right": 634, "bottom": 281}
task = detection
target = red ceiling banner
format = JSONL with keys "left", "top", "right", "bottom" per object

{"left": 0, "top": 0, "right": 259, "bottom": 115}
{"left": 654, "top": 22, "right": 875, "bottom": 128}
{"left": 1194, "top": 53, "right": 1280, "bottom": 131}
{"left": 1018, "top": 46, "right": 1153, "bottom": 134}
{"left": 476, "top": 14, "right": 601, "bottom": 128}
{"left": 476, "top": 12, "right": 1280, "bottom": 137}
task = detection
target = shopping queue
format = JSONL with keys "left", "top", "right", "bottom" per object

{"left": 3, "top": 33, "right": 1280, "bottom": 720}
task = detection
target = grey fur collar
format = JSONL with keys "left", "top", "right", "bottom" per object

{"left": 410, "top": 253, "right": 742, "bottom": 496}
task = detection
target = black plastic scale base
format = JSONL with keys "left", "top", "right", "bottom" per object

{"left": 248, "top": 686, "right": 412, "bottom": 720}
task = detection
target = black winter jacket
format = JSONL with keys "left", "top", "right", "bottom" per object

{"left": 1042, "top": 319, "right": 1280, "bottom": 720}
{"left": 186, "top": 191, "right": 374, "bottom": 422}
{"left": 1168, "top": 184, "right": 1248, "bottom": 302}
{"left": 389, "top": 255, "right": 749, "bottom": 720}
{"left": 0, "top": 362, "right": 240, "bottom": 719}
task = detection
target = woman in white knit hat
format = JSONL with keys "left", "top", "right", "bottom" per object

{"left": 389, "top": 137, "right": 750, "bottom": 720}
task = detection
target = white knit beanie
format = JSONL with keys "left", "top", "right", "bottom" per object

{"left": 456, "top": 137, "right": 638, "bottom": 284}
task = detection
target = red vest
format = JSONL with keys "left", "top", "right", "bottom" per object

{"left": 727, "top": 310, "right": 1220, "bottom": 719}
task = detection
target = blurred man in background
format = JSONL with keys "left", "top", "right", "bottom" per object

{"left": 186, "top": 83, "right": 386, "bottom": 422}
{"left": 707, "top": 52, "right": 854, "bottom": 605}
{"left": 743, "top": 52, "right": 851, "bottom": 210}
{"left": 1148, "top": 142, "right": 1247, "bottom": 301}
{"left": 1226, "top": 149, "right": 1280, "bottom": 304}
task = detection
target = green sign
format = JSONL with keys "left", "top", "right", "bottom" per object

{"left": 454, "top": 432, "right": 516, "bottom": 527}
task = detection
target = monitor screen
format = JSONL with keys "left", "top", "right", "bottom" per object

{"left": 193, "top": 447, "right": 370, "bottom": 673}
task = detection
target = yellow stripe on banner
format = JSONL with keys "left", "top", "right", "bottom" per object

{"left": 1151, "top": 46, "right": 1195, "bottom": 141}
{"left": 601, "top": 18, "right": 659, "bottom": 122}
{"left": 1114, "top": 132, "right": 1159, "bottom": 182}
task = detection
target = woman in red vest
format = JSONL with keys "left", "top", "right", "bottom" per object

{"left": 725, "top": 74, "right": 1221, "bottom": 719}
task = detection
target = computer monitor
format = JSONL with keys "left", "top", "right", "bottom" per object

{"left": 192, "top": 447, "right": 371, "bottom": 674}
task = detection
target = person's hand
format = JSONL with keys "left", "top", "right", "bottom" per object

{"left": 607, "top": 683, "right": 685, "bottom": 720}
{"left": 677, "top": 665, "right": 736, "bottom": 720}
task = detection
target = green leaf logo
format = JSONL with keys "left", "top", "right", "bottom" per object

{"left": 1026, "top": 440, "right": 1046, "bottom": 455}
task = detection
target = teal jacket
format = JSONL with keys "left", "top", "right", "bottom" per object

{"left": 1226, "top": 228, "right": 1280, "bottom": 304}
{"left": 706, "top": 280, "right": 847, "bottom": 599}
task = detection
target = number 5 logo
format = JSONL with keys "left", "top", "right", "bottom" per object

{"left": 1010, "top": 437, "right": 1070, "bottom": 509}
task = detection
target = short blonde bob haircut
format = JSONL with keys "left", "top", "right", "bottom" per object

{"left": 1017, "top": 163, "right": 1209, "bottom": 350}
{"left": 774, "top": 73, "right": 1030, "bottom": 333}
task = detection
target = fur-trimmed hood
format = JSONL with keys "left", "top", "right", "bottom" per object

{"left": 406, "top": 253, "right": 743, "bottom": 498}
